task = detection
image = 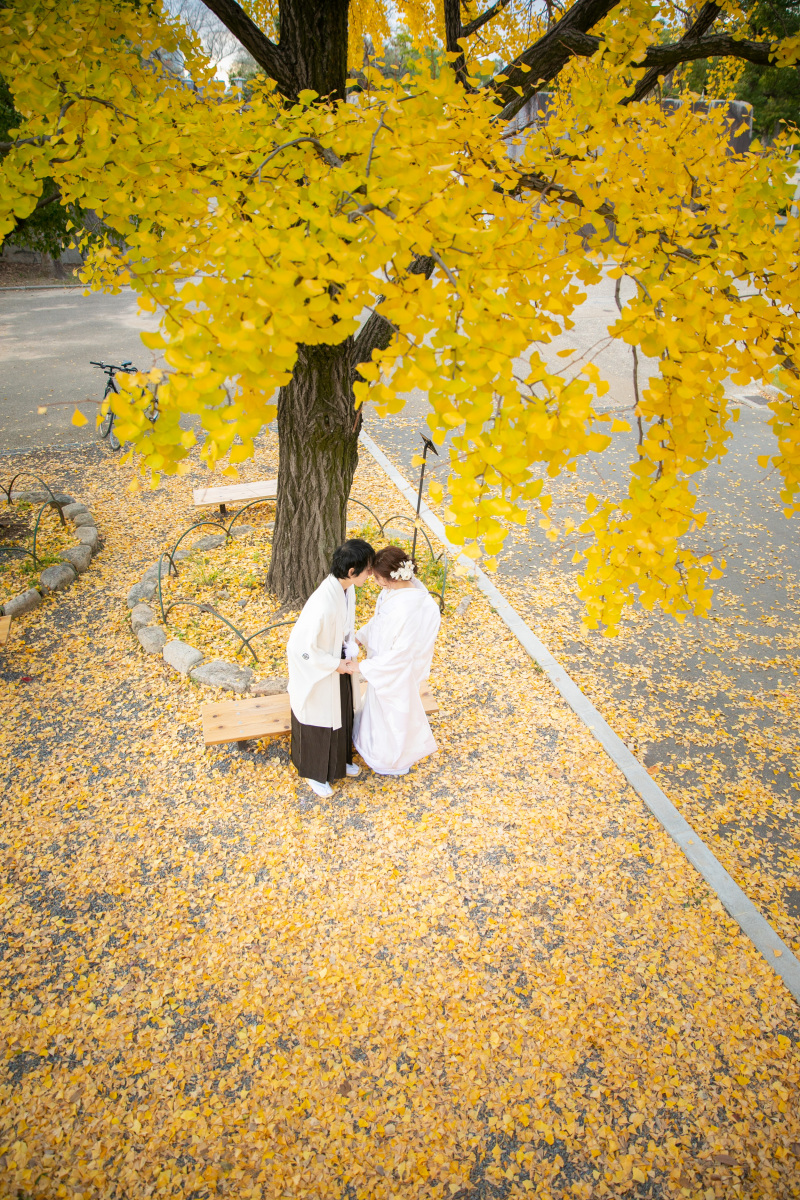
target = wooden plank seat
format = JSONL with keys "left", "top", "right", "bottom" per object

{"left": 202, "top": 680, "right": 438, "bottom": 748}
{"left": 192, "top": 478, "right": 277, "bottom": 514}
{"left": 0, "top": 615, "right": 11, "bottom": 649}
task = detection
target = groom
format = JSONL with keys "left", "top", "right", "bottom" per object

{"left": 286, "top": 539, "right": 374, "bottom": 798}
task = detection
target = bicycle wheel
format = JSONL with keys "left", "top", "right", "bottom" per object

{"left": 98, "top": 380, "right": 115, "bottom": 440}
{"left": 101, "top": 379, "right": 122, "bottom": 449}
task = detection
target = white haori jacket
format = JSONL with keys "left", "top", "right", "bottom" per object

{"left": 287, "top": 574, "right": 357, "bottom": 729}
{"left": 353, "top": 578, "right": 441, "bottom": 775}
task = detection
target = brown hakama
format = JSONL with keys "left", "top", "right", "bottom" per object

{"left": 290, "top": 673, "right": 354, "bottom": 784}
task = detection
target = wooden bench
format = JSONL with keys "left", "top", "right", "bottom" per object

{"left": 192, "top": 479, "right": 277, "bottom": 515}
{"left": 0, "top": 615, "right": 11, "bottom": 649}
{"left": 202, "top": 680, "right": 438, "bottom": 748}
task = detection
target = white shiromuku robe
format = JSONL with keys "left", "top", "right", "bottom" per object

{"left": 354, "top": 578, "right": 441, "bottom": 775}
{"left": 287, "top": 574, "right": 357, "bottom": 729}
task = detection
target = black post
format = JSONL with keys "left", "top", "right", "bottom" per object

{"left": 411, "top": 433, "right": 438, "bottom": 561}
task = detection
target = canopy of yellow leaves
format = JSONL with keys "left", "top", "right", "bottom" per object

{"left": 1, "top": 0, "right": 798, "bottom": 631}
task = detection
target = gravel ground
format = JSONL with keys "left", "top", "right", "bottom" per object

{"left": 1, "top": 441, "right": 799, "bottom": 1199}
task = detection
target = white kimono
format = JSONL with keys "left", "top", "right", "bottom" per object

{"left": 287, "top": 575, "right": 357, "bottom": 729}
{"left": 354, "top": 578, "right": 441, "bottom": 775}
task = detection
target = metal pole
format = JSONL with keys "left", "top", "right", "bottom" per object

{"left": 411, "top": 434, "right": 438, "bottom": 561}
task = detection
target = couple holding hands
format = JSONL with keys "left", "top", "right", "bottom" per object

{"left": 286, "top": 539, "right": 442, "bottom": 798}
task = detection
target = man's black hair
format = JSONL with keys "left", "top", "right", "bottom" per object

{"left": 330, "top": 538, "right": 375, "bottom": 579}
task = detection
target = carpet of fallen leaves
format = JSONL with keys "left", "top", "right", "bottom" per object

{"left": 363, "top": 406, "right": 800, "bottom": 959}
{"left": 1, "top": 437, "right": 800, "bottom": 1200}
{"left": 486, "top": 421, "right": 800, "bottom": 965}
{"left": 503, "top": 569, "right": 800, "bottom": 963}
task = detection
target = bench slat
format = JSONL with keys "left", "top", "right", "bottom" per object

{"left": 201, "top": 682, "right": 438, "bottom": 747}
{"left": 202, "top": 693, "right": 290, "bottom": 745}
{"left": 193, "top": 479, "right": 277, "bottom": 507}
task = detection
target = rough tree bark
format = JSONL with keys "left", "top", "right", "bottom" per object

{"left": 266, "top": 340, "right": 360, "bottom": 602}
{"left": 200, "top": 0, "right": 349, "bottom": 100}
{"left": 626, "top": 2, "right": 721, "bottom": 103}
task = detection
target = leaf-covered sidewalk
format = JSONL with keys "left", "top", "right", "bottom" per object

{"left": 1, "top": 445, "right": 799, "bottom": 1200}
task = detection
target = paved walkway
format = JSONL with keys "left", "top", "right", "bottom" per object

{"left": 1, "top": 442, "right": 799, "bottom": 1198}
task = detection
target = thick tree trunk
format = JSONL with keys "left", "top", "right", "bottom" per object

{"left": 279, "top": 0, "right": 349, "bottom": 101}
{"left": 267, "top": 340, "right": 360, "bottom": 603}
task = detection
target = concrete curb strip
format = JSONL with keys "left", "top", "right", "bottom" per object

{"left": 0, "top": 284, "right": 87, "bottom": 292}
{"left": 359, "top": 430, "right": 800, "bottom": 1005}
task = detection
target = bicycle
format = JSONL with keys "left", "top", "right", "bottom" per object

{"left": 91, "top": 360, "right": 160, "bottom": 451}
{"left": 91, "top": 360, "right": 137, "bottom": 451}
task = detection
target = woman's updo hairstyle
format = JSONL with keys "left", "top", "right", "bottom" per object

{"left": 372, "top": 545, "right": 418, "bottom": 583}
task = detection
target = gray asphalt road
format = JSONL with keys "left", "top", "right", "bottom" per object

{"left": 0, "top": 286, "right": 160, "bottom": 452}
{"left": 0, "top": 277, "right": 769, "bottom": 454}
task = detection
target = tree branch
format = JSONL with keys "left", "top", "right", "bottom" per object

{"left": 561, "top": 26, "right": 778, "bottom": 75}
{"left": 462, "top": 0, "right": 515, "bottom": 39}
{"left": 352, "top": 254, "right": 436, "bottom": 368}
{"left": 444, "top": 0, "right": 469, "bottom": 86}
{"left": 247, "top": 135, "right": 343, "bottom": 179}
{"left": 35, "top": 187, "right": 61, "bottom": 210}
{"left": 409, "top": 253, "right": 436, "bottom": 278}
{"left": 445, "top": 0, "right": 517, "bottom": 87}
{"left": 352, "top": 307, "right": 394, "bottom": 368}
{"left": 487, "top": 0, "right": 623, "bottom": 122}
{"left": 510, "top": 171, "right": 616, "bottom": 219}
{"left": 634, "top": 31, "right": 777, "bottom": 79}
{"left": 199, "top": 0, "right": 292, "bottom": 96}
{"left": 627, "top": 1, "right": 721, "bottom": 102}
{"left": 0, "top": 137, "right": 46, "bottom": 150}
{"left": 486, "top": 0, "right": 781, "bottom": 120}
{"left": 645, "top": 31, "right": 778, "bottom": 67}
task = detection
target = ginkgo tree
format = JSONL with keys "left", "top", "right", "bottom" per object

{"left": 1, "top": 0, "right": 799, "bottom": 626}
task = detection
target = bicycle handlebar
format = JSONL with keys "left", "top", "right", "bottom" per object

{"left": 90, "top": 360, "right": 137, "bottom": 373}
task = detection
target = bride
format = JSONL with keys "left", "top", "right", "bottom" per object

{"left": 352, "top": 545, "right": 442, "bottom": 777}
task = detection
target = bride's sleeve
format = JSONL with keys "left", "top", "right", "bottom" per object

{"left": 358, "top": 613, "right": 417, "bottom": 696}
{"left": 356, "top": 590, "right": 384, "bottom": 648}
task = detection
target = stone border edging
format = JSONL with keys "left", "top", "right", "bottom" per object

{"left": 359, "top": 430, "right": 800, "bottom": 1005}
{"left": 0, "top": 496, "right": 101, "bottom": 618}
{"left": 126, "top": 527, "right": 283, "bottom": 696}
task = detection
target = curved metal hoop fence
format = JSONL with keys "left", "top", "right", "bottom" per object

{"left": 146, "top": 486, "right": 450, "bottom": 660}
{"left": 345, "top": 499, "right": 449, "bottom": 611}
{"left": 0, "top": 472, "right": 69, "bottom": 571}
{"left": 150, "top": 500, "right": 295, "bottom": 664}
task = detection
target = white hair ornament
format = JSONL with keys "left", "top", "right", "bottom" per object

{"left": 390, "top": 559, "right": 415, "bottom": 581}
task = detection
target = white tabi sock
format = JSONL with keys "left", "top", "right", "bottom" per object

{"left": 304, "top": 777, "right": 333, "bottom": 798}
